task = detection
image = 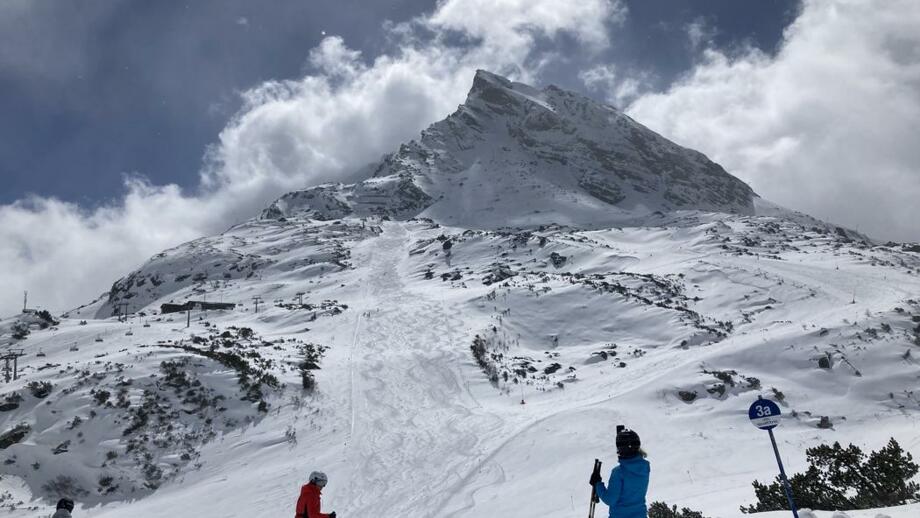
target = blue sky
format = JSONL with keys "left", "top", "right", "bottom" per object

{"left": 0, "top": 0, "right": 798, "bottom": 206}
{"left": 2, "top": 0, "right": 919, "bottom": 316}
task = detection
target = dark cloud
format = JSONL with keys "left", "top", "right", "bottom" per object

{"left": 0, "top": 0, "right": 438, "bottom": 204}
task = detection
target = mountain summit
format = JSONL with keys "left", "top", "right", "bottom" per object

{"left": 263, "top": 70, "right": 756, "bottom": 228}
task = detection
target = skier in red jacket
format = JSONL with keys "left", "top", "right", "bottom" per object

{"left": 295, "top": 471, "right": 336, "bottom": 518}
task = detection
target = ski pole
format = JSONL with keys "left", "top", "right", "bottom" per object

{"left": 588, "top": 458, "right": 601, "bottom": 518}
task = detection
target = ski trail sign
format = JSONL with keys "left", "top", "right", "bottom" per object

{"left": 748, "top": 398, "right": 781, "bottom": 430}
{"left": 749, "top": 397, "right": 799, "bottom": 518}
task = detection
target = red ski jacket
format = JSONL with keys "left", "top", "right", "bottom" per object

{"left": 295, "top": 483, "right": 331, "bottom": 518}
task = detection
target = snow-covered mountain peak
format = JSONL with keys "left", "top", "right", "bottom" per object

{"left": 463, "top": 69, "right": 556, "bottom": 115}
{"left": 263, "top": 70, "right": 757, "bottom": 228}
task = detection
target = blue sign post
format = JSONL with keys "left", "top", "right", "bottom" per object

{"left": 748, "top": 397, "right": 799, "bottom": 518}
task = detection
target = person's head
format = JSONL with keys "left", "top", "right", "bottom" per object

{"left": 309, "top": 471, "right": 328, "bottom": 488}
{"left": 616, "top": 425, "right": 642, "bottom": 459}
{"left": 56, "top": 498, "right": 75, "bottom": 512}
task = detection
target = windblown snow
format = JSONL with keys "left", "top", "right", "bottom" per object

{"left": 2, "top": 71, "right": 919, "bottom": 518}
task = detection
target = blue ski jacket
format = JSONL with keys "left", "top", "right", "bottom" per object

{"left": 594, "top": 456, "right": 650, "bottom": 518}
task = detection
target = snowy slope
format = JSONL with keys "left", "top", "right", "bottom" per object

{"left": 3, "top": 71, "right": 920, "bottom": 518}
{"left": 3, "top": 215, "right": 919, "bottom": 518}
{"left": 91, "top": 218, "right": 376, "bottom": 319}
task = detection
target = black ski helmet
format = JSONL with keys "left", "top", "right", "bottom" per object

{"left": 57, "top": 498, "right": 75, "bottom": 511}
{"left": 616, "top": 425, "right": 641, "bottom": 458}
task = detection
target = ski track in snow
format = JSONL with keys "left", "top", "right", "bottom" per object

{"left": 343, "top": 223, "right": 501, "bottom": 517}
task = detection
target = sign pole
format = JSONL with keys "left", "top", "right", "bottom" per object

{"left": 749, "top": 397, "right": 799, "bottom": 518}
{"left": 768, "top": 428, "right": 799, "bottom": 518}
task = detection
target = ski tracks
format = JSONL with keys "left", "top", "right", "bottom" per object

{"left": 342, "top": 223, "right": 500, "bottom": 517}
{"left": 343, "top": 222, "right": 722, "bottom": 517}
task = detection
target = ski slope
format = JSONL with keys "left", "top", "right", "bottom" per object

{"left": 3, "top": 215, "right": 920, "bottom": 518}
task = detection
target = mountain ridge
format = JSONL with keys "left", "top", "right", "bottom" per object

{"left": 262, "top": 70, "right": 757, "bottom": 228}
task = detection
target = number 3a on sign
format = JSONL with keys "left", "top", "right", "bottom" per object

{"left": 749, "top": 398, "right": 782, "bottom": 430}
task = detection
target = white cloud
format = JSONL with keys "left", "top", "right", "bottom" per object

{"left": 579, "top": 64, "right": 649, "bottom": 107}
{"left": 0, "top": 0, "right": 624, "bottom": 316}
{"left": 0, "top": 181, "right": 210, "bottom": 316}
{"left": 306, "top": 36, "right": 362, "bottom": 78}
{"left": 628, "top": 0, "right": 920, "bottom": 242}
{"left": 685, "top": 16, "right": 716, "bottom": 51}
{"left": 579, "top": 64, "right": 617, "bottom": 91}
{"left": 428, "top": 0, "right": 625, "bottom": 55}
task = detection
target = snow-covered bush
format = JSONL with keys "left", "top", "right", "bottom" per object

{"left": 299, "top": 343, "right": 326, "bottom": 392}
{"left": 35, "top": 310, "right": 58, "bottom": 328}
{"left": 301, "top": 370, "right": 316, "bottom": 392}
{"left": 0, "top": 392, "right": 23, "bottom": 411}
{"left": 742, "top": 438, "right": 920, "bottom": 512}
{"left": 471, "top": 335, "right": 499, "bottom": 386}
{"left": 10, "top": 322, "right": 29, "bottom": 340}
{"left": 649, "top": 501, "right": 709, "bottom": 518}
{"left": 0, "top": 423, "right": 30, "bottom": 449}
{"left": 26, "top": 381, "right": 53, "bottom": 399}
{"left": 41, "top": 475, "right": 88, "bottom": 500}
{"left": 674, "top": 368, "right": 760, "bottom": 403}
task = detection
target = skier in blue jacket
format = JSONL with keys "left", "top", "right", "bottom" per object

{"left": 590, "top": 425, "right": 650, "bottom": 518}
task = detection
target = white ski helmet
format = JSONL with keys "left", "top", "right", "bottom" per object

{"left": 309, "top": 471, "right": 328, "bottom": 486}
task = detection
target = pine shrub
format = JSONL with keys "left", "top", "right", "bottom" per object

{"left": 649, "top": 501, "right": 708, "bottom": 518}
{"left": 299, "top": 343, "right": 323, "bottom": 392}
{"left": 471, "top": 335, "right": 499, "bottom": 386}
{"left": 742, "top": 438, "right": 920, "bottom": 512}
{"left": 27, "top": 381, "right": 53, "bottom": 399}
{"left": 301, "top": 369, "right": 316, "bottom": 392}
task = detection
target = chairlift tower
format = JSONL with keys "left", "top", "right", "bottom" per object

{"left": 1, "top": 349, "right": 25, "bottom": 383}
{"left": 116, "top": 302, "right": 130, "bottom": 322}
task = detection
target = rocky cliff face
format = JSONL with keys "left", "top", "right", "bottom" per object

{"left": 262, "top": 70, "right": 756, "bottom": 228}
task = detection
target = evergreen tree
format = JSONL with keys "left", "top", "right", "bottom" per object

{"left": 649, "top": 501, "right": 708, "bottom": 518}
{"left": 743, "top": 438, "right": 920, "bottom": 513}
